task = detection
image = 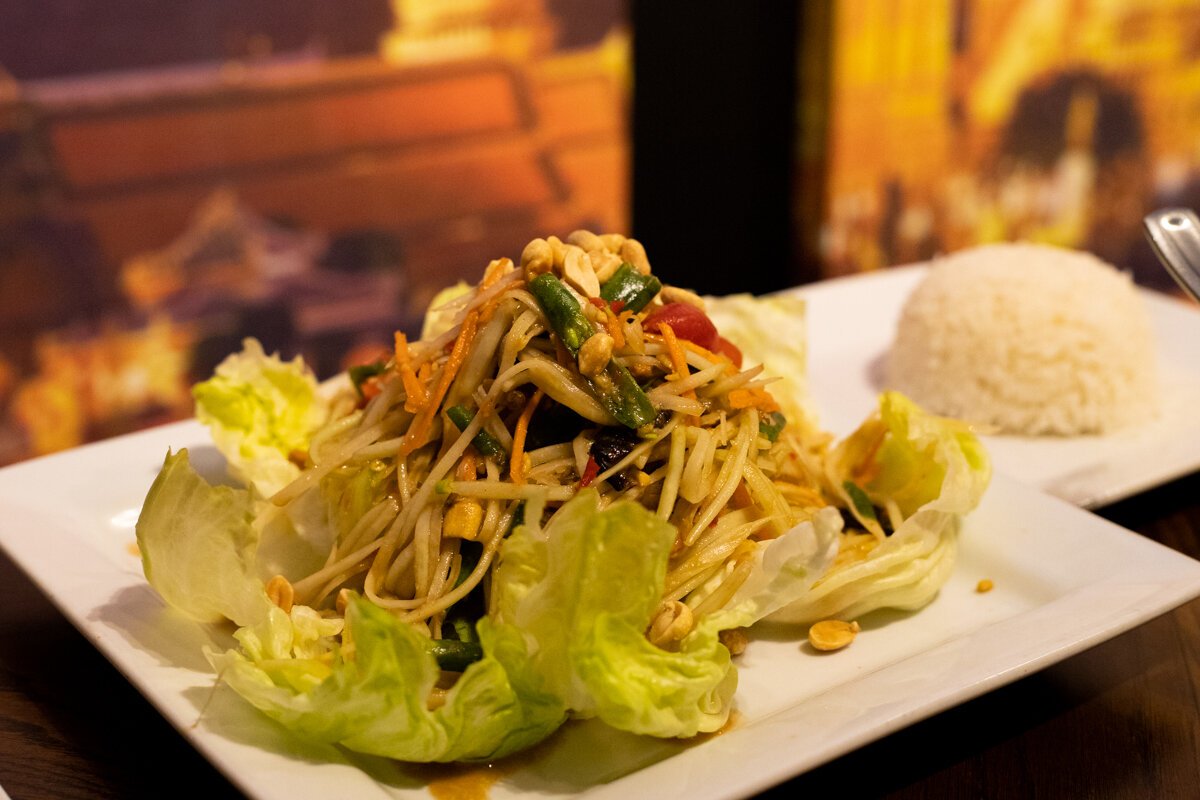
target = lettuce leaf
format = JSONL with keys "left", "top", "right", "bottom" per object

{"left": 768, "top": 392, "right": 991, "bottom": 624}
{"left": 139, "top": 451, "right": 561, "bottom": 761}
{"left": 421, "top": 282, "right": 473, "bottom": 341}
{"left": 722, "top": 505, "right": 843, "bottom": 623}
{"left": 490, "top": 490, "right": 739, "bottom": 736}
{"left": 137, "top": 449, "right": 321, "bottom": 661}
{"left": 193, "top": 338, "right": 327, "bottom": 496}
{"left": 136, "top": 449, "right": 274, "bottom": 627}
{"left": 210, "top": 598, "right": 566, "bottom": 763}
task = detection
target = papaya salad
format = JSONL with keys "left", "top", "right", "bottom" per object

{"left": 136, "top": 232, "right": 991, "bottom": 763}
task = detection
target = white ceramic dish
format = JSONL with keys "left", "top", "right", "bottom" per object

{"left": 2, "top": 421, "right": 1199, "bottom": 799}
{"left": 792, "top": 265, "right": 1200, "bottom": 508}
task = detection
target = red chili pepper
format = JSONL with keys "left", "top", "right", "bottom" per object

{"left": 580, "top": 456, "right": 600, "bottom": 487}
{"left": 589, "top": 297, "right": 627, "bottom": 315}
{"left": 643, "top": 302, "right": 719, "bottom": 349}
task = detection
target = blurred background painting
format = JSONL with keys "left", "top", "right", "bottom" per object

{"left": 5, "top": 0, "right": 1200, "bottom": 466}
{"left": 0, "top": 0, "right": 628, "bottom": 464}
{"left": 807, "top": 0, "right": 1200, "bottom": 289}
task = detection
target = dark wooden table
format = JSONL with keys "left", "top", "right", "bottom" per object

{"left": 1, "top": 471, "right": 1199, "bottom": 800}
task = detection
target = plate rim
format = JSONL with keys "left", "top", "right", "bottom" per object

{"left": 2, "top": 421, "right": 1200, "bottom": 798}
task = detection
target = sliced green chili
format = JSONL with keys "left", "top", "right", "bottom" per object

{"left": 348, "top": 360, "right": 387, "bottom": 397}
{"left": 842, "top": 480, "right": 878, "bottom": 522}
{"left": 759, "top": 411, "right": 787, "bottom": 442}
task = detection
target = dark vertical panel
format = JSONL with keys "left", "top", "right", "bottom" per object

{"left": 631, "top": 0, "right": 799, "bottom": 295}
{"left": 793, "top": 0, "right": 833, "bottom": 285}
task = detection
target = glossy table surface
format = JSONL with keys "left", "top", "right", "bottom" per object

{"left": 1, "top": 470, "right": 1199, "bottom": 799}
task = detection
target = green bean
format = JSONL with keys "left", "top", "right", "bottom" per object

{"left": 446, "top": 405, "right": 508, "bottom": 462}
{"left": 528, "top": 273, "right": 656, "bottom": 429}
{"left": 451, "top": 616, "right": 479, "bottom": 644}
{"left": 528, "top": 273, "right": 594, "bottom": 356}
{"left": 428, "top": 639, "right": 483, "bottom": 672}
{"left": 599, "top": 361, "right": 657, "bottom": 429}
{"left": 600, "top": 263, "right": 662, "bottom": 313}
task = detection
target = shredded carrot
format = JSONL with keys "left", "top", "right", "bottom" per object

{"left": 360, "top": 376, "right": 384, "bottom": 403}
{"left": 509, "top": 388, "right": 545, "bottom": 485}
{"left": 586, "top": 297, "right": 625, "bottom": 348}
{"left": 728, "top": 387, "right": 781, "bottom": 412}
{"left": 394, "top": 332, "right": 428, "bottom": 413}
{"left": 399, "top": 310, "right": 480, "bottom": 457}
{"left": 602, "top": 307, "right": 626, "bottom": 349}
{"left": 644, "top": 333, "right": 736, "bottom": 375}
{"left": 481, "top": 257, "right": 512, "bottom": 289}
{"left": 658, "top": 322, "right": 700, "bottom": 418}
{"left": 657, "top": 323, "right": 689, "bottom": 382}
{"left": 478, "top": 258, "right": 513, "bottom": 323}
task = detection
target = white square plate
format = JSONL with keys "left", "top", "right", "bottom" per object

{"left": 793, "top": 265, "right": 1200, "bottom": 508}
{"left": 2, "top": 421, "right": 1199, "bottom": 799}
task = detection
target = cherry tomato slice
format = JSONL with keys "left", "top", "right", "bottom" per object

{"left": 711, "top": 336, "right": 744, "bottom": 368}
{"left": 642, "top": 302, "right": 718, "bottom": 349}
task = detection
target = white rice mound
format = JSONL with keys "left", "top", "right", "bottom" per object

{"left": 887, "top": 243, "right": 1158, "bottom": 436}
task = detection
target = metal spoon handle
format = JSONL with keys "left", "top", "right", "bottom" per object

{"left": 1144, "top": 207, "right": 1200, "bottom": 302}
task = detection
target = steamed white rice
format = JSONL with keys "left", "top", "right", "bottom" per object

{"left": 887, "top": 243, "right": 1158, "bottom": 436}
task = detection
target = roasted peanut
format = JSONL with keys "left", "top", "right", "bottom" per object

{"left": 807, "top": 619, "right": 860, "bottom": 651}
{"left": 266, "top": 575, "right": 295, "bottom": 614}
{"left": 598, "top": 232, "right": 626, "bottom": 252}
{"left": 562, "top": 245, "right": 601, "bottom": 297}
{"left": 719, "top": 627, "right": 749, "bottom": 656}
{"left": 620, "top": 238, "right": 651, "bottom": 274}
{"left": 648, "top": 600, "right": 695, "bottom": 647}
{"left": 567, "top": 229, "right": 603, "bottom": 252}
{"left": 521, "top": 238, "right": 554, "bottom": 281}
{"left": 546, "top": 234, "right": 567, "bottom": 267}
{"left": 577, "top": 331, "right": 614, "bottom": 377}
{"left": 588, "top": 248, "right": 624, "bottom": 283}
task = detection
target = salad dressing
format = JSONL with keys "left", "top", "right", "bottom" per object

{"left": 416, "top": 742, "right": 548, "bottom": 800}
{"left": 426, "top": 765, "right": 506, "bottom": 800}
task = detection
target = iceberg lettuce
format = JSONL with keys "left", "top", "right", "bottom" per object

{"left": 722, "top": 505, "right": 843, "bottom": 623}
{"left": 138, "top": 450, "right": 563, "bottom": 761}
{"left": 193, "top": 338, "right": 328, "bottom": 496}
{"left": 705, "top": 293, "right": 812, "bottom": 422}
{"left": 136, "top": 449, "right": 274, "bottom": 628}
{"left": 210, "top": 598, "right": 566, "bottom": 763}
{"left": 421, "top": 282, "right": 473, "bottom": 341}
{"left": 489, "top": 490, "right": 741, "bottom": 737}
{"left": 138, "top": 464, "right": 756, "bottom": 758}
{"left": 768, "top": 392, "right": 991, "bottom": 624}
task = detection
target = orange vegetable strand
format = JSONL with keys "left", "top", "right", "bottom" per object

{"left": 509, "top": 388, "right": 545, "bottom": 485}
